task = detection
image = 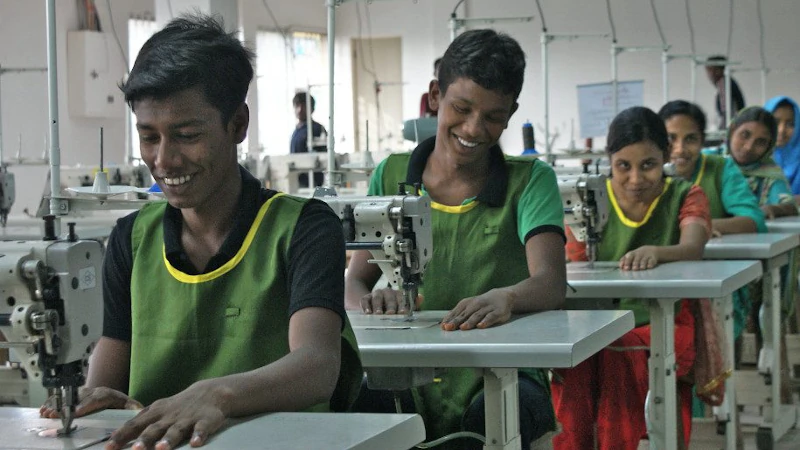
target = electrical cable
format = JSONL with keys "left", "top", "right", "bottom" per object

{"left": 103, "top": 0, "right": 129, "bottom": 73}
{"left": 649, "top": 0, "right": 667, "bottom": 48}
{"left": 363, "top": 2, "right": 383, "bottom": 150}
{"left": 726, "top": 0, "right": 734, "bottom": 58}
{"left": 605, "top": 0, "right": 617, "bottom": 43}
{"left": 684, "top": 0, "right": 696, "bottom": 55}
{"left": 414, "top": 431, "right": 486, "bottom": 448}
{"left": 756, "top": 0, "right": 767, "bottom": 69}
{"left": 354, "top": 2, "right": 382, "bottom": 150}
{"left": 451, "top": 0, "right": 466, "bottom": 17}
{"left": 166, "top": 0, "right": 174, "bottom": 19}
{"left": 535, "top": 0, "right": 547, "bottom": 33}
{"left": 260, "top": 0, "right": 292, "bottom": 53}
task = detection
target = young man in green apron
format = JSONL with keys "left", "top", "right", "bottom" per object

{"left": 41, "top": 14, "right": 361, "bottom": 450}
{"left": 346, "top": 29, "right": 566, "bottom": 450}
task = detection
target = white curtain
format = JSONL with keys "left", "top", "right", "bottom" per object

{"left": 127, "top": 17, "right": 158, "bottom": 160}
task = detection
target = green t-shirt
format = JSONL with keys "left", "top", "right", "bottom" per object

{"left": 366, "top": 140, "right": 564, "bottom": 442}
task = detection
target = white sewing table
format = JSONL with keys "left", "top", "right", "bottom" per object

{"left": 703, "top": 233, "right": 800, "bottom": 447}
{"left": 565, "top": 260, "right": 763, "bottom": 450}
{"left": 349, "top": 309, "right": 635, "bottom": 450}
{"left": 766, "top": 216, "right": 800, "bottom": 234}
{"left": 0, "top": 407, "right": 425, "bottom": 450}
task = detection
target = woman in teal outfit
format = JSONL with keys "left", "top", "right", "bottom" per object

{"left": 726, "top": 108, "right": 797, "bottom": 391}
{"left": 346, "top": 30, "right": 566, "bottom": 450}
{"left": 727, "top": 107, "right": 797, "bottom": 218}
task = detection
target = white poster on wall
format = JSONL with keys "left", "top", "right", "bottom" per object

{"left": 577, "top": 80, "right": 645, "bottom": 138}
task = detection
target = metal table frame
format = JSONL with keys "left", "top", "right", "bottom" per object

{"left": 703, "top": 233, "right": 800, "bottom": 447}
{"left": 566, "top": 260, "right": 763, "bottom": 450}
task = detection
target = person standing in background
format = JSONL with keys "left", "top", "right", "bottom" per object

{"left": 290, "top": 92, "right": 327, "bottom": 188}
{"left": 705, "top": 55, "right": 745, "bottom": 130}
{"left": 419, "top": 57, "right": 442, "bottom": 117}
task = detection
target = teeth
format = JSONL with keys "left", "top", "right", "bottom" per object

{"left": 457, "top": 137, "right": 479, "bottom": 148}
{"left": 163, "top": 174, "right": 192, "bottom": 186}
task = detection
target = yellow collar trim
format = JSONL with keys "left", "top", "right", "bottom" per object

{"left": 607, "top": 178, "right": 671, "bottom": 228}
{"left": 430, "top": 200, "right": 479, "bottom": 213}
{"left": 164, "top": 193, "right": 284, "bottom": 283}
{"left": 692, "top": 154, "right": 707, "bottom": 186}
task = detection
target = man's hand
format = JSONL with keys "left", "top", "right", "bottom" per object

{"left": 441, "top": 289, "right": 513, "bottom": 331}
{"left": 39, "top": 387, "right": 142, "bottom": 419}
{"left": 101, "top": 380, "right": 233, "bottom": 450}
{"left": 360, "top": 288, "right": 421, "bottom": 315}
{"left": 619, "top": 246, "right": 659, "bottom": 271}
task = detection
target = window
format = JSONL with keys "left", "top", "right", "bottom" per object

{"left": 256, "top": 30, "right": 328, "bottom": 156}
{"left": 127, "top": 16, "right": 159, "bottom": 160}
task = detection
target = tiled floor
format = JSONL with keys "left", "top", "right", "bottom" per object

{"left": 634, "top": 416, "right": 800, "bottom": 450}
{"left": 688, "top": 418, "right": 800, "bottom": 450}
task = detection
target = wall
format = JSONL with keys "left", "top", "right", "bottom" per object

{"left": 332, "top": 0, "right": 800, "bottom": 155}
{"left": 2, "top": 0, "right": 800, "bottom": 216}
{"left": 0, "top": 0, "right": 152, "bottom": 216}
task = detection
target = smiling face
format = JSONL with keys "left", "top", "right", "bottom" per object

{"left": 665, "top": 114, "right": 704, "bottom": 179}
{"left": 134, "top": 86, "right": 247, "bottom": 211}
{"left": 773, "top": 104, "right": 795, "bottom": 148}
{"left": 729, "top": 121, "right": 772, "bottom": 166}
{"left": 610, "top": 141, "right": 665, "bottom": 204}
{"left": 429, "top": 77, "right": 517, "bottom": 167}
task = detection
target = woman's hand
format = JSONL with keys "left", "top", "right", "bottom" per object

{"left": 619, "top": 246, "right": 659, "bottom": 271}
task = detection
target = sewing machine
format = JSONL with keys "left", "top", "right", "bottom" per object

{"left": 558, "top": 173, "right": 609, "bottom": 263}
{"left": 315, "top": 185, "right": 432, "bottom": 320}
{"left": 0, "top": 164, "right": 15, "bottom": 226}
{"left": 0, "top": 217, "right": 104, "bottom": 435}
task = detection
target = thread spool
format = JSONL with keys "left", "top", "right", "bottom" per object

{"left": 522, "top": 122, "right": 537, "bottom": 155}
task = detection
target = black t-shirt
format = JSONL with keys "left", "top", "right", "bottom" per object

{"left": 102, "top": 166, "right": 346, "bottom": 341}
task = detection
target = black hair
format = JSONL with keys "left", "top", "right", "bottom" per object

{"left": 120, "top": 13, "right": 255, "bottom": 125}
{"left": 437, "top": 29, "right": 525, "bottom": 100}
{"left": 292, "top": 92, "right": 315, "bottom": 112}
{"left": 706, "top": 55, "right": 727, "bottom": 67}
{"left": 728, "top": 107, "right": 778, "bottom": 150}
{"left": 433, "top": 57, "right": 443, "bottom": 71}
{"left": 606, "top": 106, "right": 670, "bottom": 159}
{"left": 776, "top": 99, "right": 794, "bottom": 110}
{"left": 658, "top": 100, "right": 707, "bottom": 143}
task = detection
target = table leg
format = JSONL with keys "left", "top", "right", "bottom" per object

{"left": 756, "top": 265, "right": 799, "bottom": 447}
{"left": 712, "top": 295, "right": 737, "bottom": 450}
{"left": 648, "top": 298, "right": 678, "bottom": 450}
{"left": 483, "top": 368, "right": 521, "bottom": 450}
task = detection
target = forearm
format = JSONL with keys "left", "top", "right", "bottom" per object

{"left": 655, "top": 243, "right": 704, "bottom": 263}
{"left": 712, "top": 216, "right": 757, "bottom": 234}
{"left": 766, "top": 203, "right": 798, "bottom": 218}
{"left": 86, "top": 337, "right": 131, "bottom": 393}
{"left": 504, "top": 266, "right": 566, "bottom": 313}
{"left": 204, "top": 344, "right": 341, "bottom": 418}
{"left": 344, "top": 275, "right": 371, "bottom": 310}
{"left": 344, "top": 250, "right": 382, "bottom": 310}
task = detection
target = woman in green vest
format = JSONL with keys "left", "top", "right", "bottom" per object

{"left": 659, "top": 100, "right": 766, "bottom": 344}
{"left": 553, "top": 106, "right": 712, "bottom": 450}
{"left": 727, "top": 106, "right": 798, "bottom": 404}
{"left": 346, "top": 29, "right": 566, "bottom": 450}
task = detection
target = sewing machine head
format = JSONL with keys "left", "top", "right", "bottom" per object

{"left": 558, "top": 173, "right": 609, "bottom": 262}
{"left": 0, "top": 218, "right": 103, "bottom": 434}
{"left": 0, "top": 165, "right": 15, "bottom": 227}
{"left": 315, "top": 185, "right": 432, "bottom": 319}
